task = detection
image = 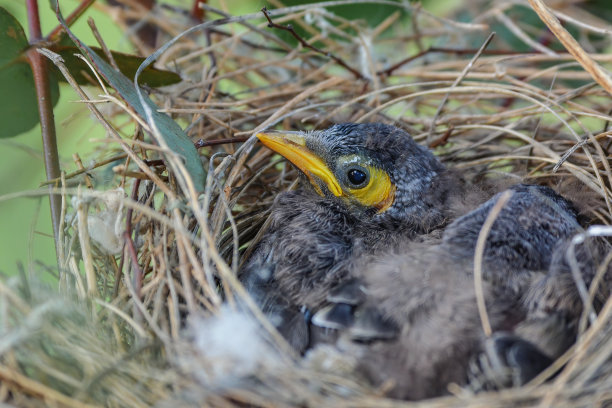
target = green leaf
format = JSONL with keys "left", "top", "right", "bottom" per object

{"left": 0, "top": 7, "right": 59, "bottom": 138}
{"left": 60, "top": 26, "right": 206, "bottom": 191}
{"left": 0, "top": 7, "right": 28, "bottom": 67}
{"left": 54, "top": 45, "right": 181, "bottom": 87}
{"left": 0, "top": 63, "right": 40, "bottom": 139}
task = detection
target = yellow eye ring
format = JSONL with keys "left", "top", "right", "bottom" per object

{"left": 337, "top": 155, "right": 396, "bottom": 213}
{"left": 345, "top": 165, "right": 395, "bottom": 212}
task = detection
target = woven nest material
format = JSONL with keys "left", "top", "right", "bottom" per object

{"left": 2, "top": 0, "right": 612, "bottom": 407}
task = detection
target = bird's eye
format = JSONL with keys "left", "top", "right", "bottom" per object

{"left": 336, "top": 155, "right": 395, "bottom": 212}
{"left": 347, "top": 168, "right": 368, "bottom": 187}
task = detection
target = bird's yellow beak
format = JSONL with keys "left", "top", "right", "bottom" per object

{"left": 257, "top": 131, "right": 342, "bottom": 197}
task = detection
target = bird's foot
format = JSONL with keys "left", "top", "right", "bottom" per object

{"left": 468, "top": 333, "right": 553, "bottom": 392}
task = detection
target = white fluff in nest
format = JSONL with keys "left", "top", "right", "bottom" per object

{"left": 186, "top": 307, "right": 282, "bottom": 388}
{"left": 71, "top": 188, "right": 125, "bottom": 255}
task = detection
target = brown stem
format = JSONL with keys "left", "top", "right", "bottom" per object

{"left": 27, "top": 0, "right": 62, "bottom": 263}
{"left": 194, "top": 136, "right": 249, "bottom": 149}
{"left": 378, "top": 46, "right": 532, "bottom": 77}
{"left": 377, "top": 49, "right": 430, "bottom": 77}
{"left": 207, "top": 27, "right": 285, "bottom": 53}
{"left": 191, "top": 0, "right": 206, "bottom": 21}
{"left": 47, "top": 0, "right": 97, "bottom": 42}
{"left": 429, "top": 126, "right": 453, "bottom": 148}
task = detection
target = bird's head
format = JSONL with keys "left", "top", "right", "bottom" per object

{"left": 257, "top": 123, "right": 447, "bottom": 227}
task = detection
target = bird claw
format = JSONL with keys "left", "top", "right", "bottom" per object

{"left": 468, "top": 333, "right": 553, "bottom": 391}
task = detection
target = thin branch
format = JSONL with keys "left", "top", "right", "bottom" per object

{"left": 191, "top": 0, "right": 205, "bottom": 21}
{"left": 27, "top": 0, "right": 62, "bottom": 264}
{"left": 194, "top": 136, "right": 249, "bottom": 149}
{"left": 428, "top": 32, "right": 496, "bottom": 140}
{"left": 47, "top": 0, "right": 97, "bottom": 41}
{"left": 528, "top": 0, "right": 612, "bottom": 95}
{"left": 87, "top": 17, "right": 120, "bottom": 71}
{"left": 473, "top": 190, "right": 514, "bottom": 337}
{"left": 261, "top": 7, "right": 364, "bottom": 80}
{"left": 377, "top": 46, "right": 529, "bottom": 77}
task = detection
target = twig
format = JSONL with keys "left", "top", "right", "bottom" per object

{"left": 494, "top": 9, "right": 557, "bottom": 56}
{"left": 429, "top": 126, "right": 454, "bottom": 148}
{"left": 40, "top": 137, "right": 246, "bottom": 187}
{"left": 411, "top": 3, "right": 425, "bottom": 52}
{"left": 378, "top": 49, "right": 431, "bottom": 77}
{"left": 565, "top": 226, "right": 612, "bottom": 326}
{"left": 27, "top": 0, "right": 62, "bottom": 265}
{"left": 428, "top": 32, "right": 496, "bottom": 141}
{"left": 194, "top": 136, "right": 250, "bottom": 149}
{"left": 72, "top": 153, "right": 94, "bottom": 189}
{"left": 41, "top": 154, "right": 127, "bottom": 187}
{"left": 191, "top": 0, "right": 205, "bottom": 21}
{"left": 527, "top": 0, "right": 612, "bottom": 95}
{"left": 377, "top": 46, "right": 526, "bottom": 78}
{"left": 473, "top": 190, "right": 514, "bottom": 337}
{"left": 538, "top": 284, "right": 612, "bottom": 407}
{"left": 87, "top": 17, "right": 119, "bottom": 71}
{"left": 47, "top": 0, "right": 97, "bottom": 41}
{"left": 0, "top": 364, "right": 97, "bottom": 408}
{"left": 261, "top": 7, "right": 364, "bottom": 80}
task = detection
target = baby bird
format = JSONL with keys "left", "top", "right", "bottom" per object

{"left": 241, "top": 123, "right": 470, "bottom": 350}
{"left": 239, "top": 123, "right": 609, "bottom": 399}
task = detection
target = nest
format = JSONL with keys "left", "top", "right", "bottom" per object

{"left": 2, "top": 0, "right": 612, "bottom": 406}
